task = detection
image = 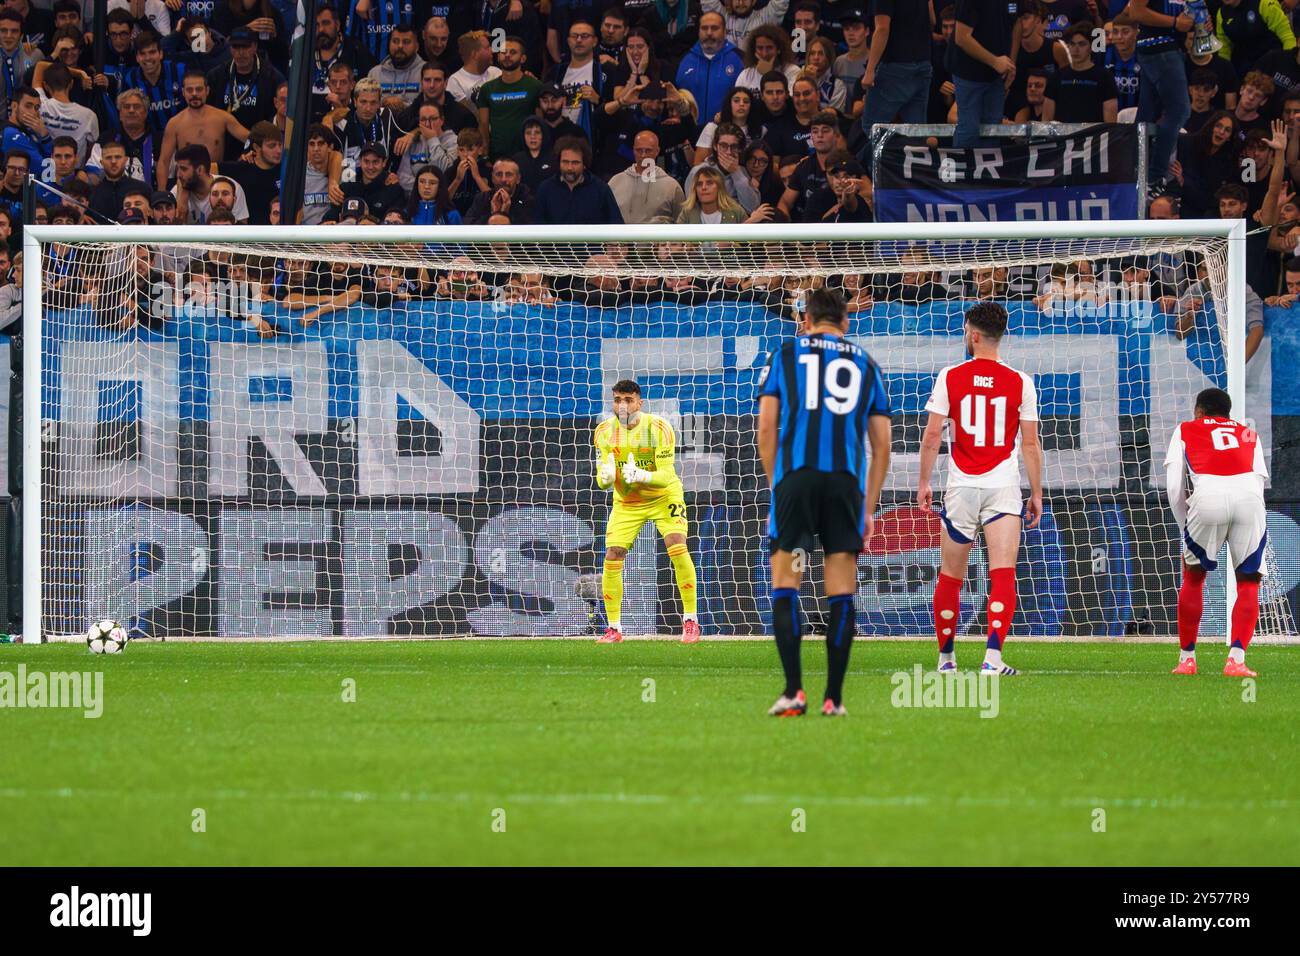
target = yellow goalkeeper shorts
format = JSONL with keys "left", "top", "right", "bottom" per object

{"left": 604, "top": 497, "right": 689, "bottom": 551}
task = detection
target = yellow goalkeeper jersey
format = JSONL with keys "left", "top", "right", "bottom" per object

{"left": 594, "top": 412, "right": 683, "bottom": 505}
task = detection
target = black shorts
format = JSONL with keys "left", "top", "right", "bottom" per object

{"left": 768, "top": 468, "right": 865, "bottom": 556}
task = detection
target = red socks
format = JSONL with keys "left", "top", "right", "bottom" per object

{"left": 987, "top": 567, "right": 1017, "bottom": 649}
{"left": 1231, "top": 579, "right": 1260, "bottom": 651}
{"left": 934, "top": 572, "right": 962, "bottom": 653}
{"left": 1178, "top": 565, "right": 1206, "bottom": 651}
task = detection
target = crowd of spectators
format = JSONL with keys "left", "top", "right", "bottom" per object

{"left": 0, "top": 0, "right": 1294, "bottom": 346}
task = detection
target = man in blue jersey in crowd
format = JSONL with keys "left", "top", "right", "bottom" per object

{"left": 756, "top": 287, "right": 893, "bottom": 718}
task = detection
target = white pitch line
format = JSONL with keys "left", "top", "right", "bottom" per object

{"left": 0, "top": 787, "right": 1294, "bottom": 812}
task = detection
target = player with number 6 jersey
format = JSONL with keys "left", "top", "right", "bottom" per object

{"left": 917, "top": 302, "right": 1044, "bottom": 675}
{"left": 1164, "top": 388, "right": 1270, "bottom": 677}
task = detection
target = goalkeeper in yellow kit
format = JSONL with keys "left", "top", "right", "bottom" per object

{"left": 593, "top": 379, "right": 700, "bottom": 644}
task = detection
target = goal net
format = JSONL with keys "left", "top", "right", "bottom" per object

{"left": 22, "top": 222, "right": 1296, "bottom": 643}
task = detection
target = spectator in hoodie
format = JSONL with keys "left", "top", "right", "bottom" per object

{"left": 397, "top": 101, "right": 457, "bottom": 191}
{"left": 675, "top": 11, "right": 743, "bottom": 129}
{"left": 89, "top": 140, "right": 149, "bottom": 222}
{"left": 534, "top": 135, "right": 624, "bottom": 224}
{"left": 513, "top": 115, "right": 556, "bottom": 190}
{"left": 367, "top": 23, "right": 425, "bottom": 105}
{"left": 609, "top": 129, "right": 686, "bottom": 223}
{"left": 334, "top": 143, "right": 406, "bottom": 220}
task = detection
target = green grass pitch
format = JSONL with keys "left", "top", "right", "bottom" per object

{"left": 2, "top": 639, "right": 1296, "bottom": 866}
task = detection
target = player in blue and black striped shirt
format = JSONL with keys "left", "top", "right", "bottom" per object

{"left": 757, "top": 287, "right": 892, "bottom": 717}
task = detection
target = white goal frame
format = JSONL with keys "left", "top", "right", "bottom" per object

{"left": 22, "top": 219, "right": 1250, "bottom": 643}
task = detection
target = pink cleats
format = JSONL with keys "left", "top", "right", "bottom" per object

{"left": 681, "top": 620, "right": 701, "bottom": 644}
{"left": 1223, "top": 659, "right": 1257, "bottom": 678}
{"left": 596, "top": 626, "right": 623, "bottom": 644}
{"left": 1171, "top": 657, "right": 1198, "bottom": 675}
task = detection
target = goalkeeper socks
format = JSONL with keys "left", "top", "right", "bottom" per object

{"left": 771, "top": 588, "right": 802, "bottom": 697}
{"left": 986, "top": 567, "right": 1016, "bottom": 651}
{"left": 824, "top": 594, "right": 856, "bottom": 706}
{"left": 933, "top": 572, "right": 962, "bottom": 653}
{"left": 667, "top": 543, "right": 698, "bottom": 619}
{"left": 602, "top": 557, "right": 625, "bottom": 631}
{"left": 1230, "top": 578, "right": 1261, "bottom": 657}
{"left": 1178, "top": 565, "right": 1207, "bottom": 653}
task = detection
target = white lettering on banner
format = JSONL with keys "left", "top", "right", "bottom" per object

{"left": 972, "top": 148, "right": 1003, "bottom": 179}
{"left": 1027, "top": 145, "right": 1055, "bottom": 179}
{"left": 1062, "top": 135, "right": 1094, "bottom": 175}
{"left": 208, "top": 342, "right": 330, "bottom": 496}
{"left": 83, "top": 507, "right": 208, "bottom": 624}
{"left": 866, "top": 334, "right": 1122, "bottom": 492}
{"left": 340, "top": 511, "right": 470, "bottom": 636}
{"left": 466, "top": 508, "right": 594, "bottom": 636}
{"left": 902, "top": 145, "right": 931, "bottom": 179}
{"left": 219, "top": 509, "right": 333, "bottom": 636}
{"left": 356, "top": 338, "right": 481, "bottom": 495}
{"left": 79, "top": 505, "right": 642, "bottom": 637}
{"left": 903, "top": 199, "right": 1114, "bottom": 221}
{"left": 57, "top": 341, "right": 180, "bottom": 497}
{"left": 899, "top": 135, "right": 1113, "bottom": 182}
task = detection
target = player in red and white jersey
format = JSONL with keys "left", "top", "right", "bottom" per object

{"left": 1164, "top": 388, "right": 1269, "bottom": 678}
{"left": 917, "top": 302, "right": 1044, "bottom": 675}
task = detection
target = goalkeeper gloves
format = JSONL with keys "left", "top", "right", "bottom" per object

{"left": 622, "top": 452, "right": 653, "bottom": 485}
{"left": 597, "top": 451, "right": 617, "bottom": 486}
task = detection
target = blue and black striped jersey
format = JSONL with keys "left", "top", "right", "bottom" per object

{"left": 346, "top": 0, "right": 415, "bottom": 61}
{"left": 758, "top": 332, "right": 891, "bottom": 490}
{"left": 119, "top": 61, "right": 186, "bottom": 135}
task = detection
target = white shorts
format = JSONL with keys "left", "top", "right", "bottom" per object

{"left": 939, "top": 486, "right": 1023, "bottom": 544}
{"left": 1183, "top": 489, "right": 1269, "bottom": 575}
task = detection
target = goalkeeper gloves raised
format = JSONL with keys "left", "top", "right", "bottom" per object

{"left": 622, "top": 452, "right": 653, "bottom": 485}
{"left": 597, "top": 451, "right": 617, "bottom": 486}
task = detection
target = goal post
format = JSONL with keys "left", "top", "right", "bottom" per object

{"left": 20, "top": 219, "right": 1291, "bottom": 643}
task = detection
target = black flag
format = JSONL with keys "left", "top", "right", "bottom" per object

{"left": 279, "top": 0, "right": 320, "bottom": 224}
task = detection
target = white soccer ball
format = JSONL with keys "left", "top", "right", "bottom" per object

{"left": 86, "top": 619, "right": 128, "bottom": 655}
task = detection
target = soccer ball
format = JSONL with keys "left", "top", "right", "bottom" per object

{"left": 86, "top": 620, "right": 128, "bottom": 654}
